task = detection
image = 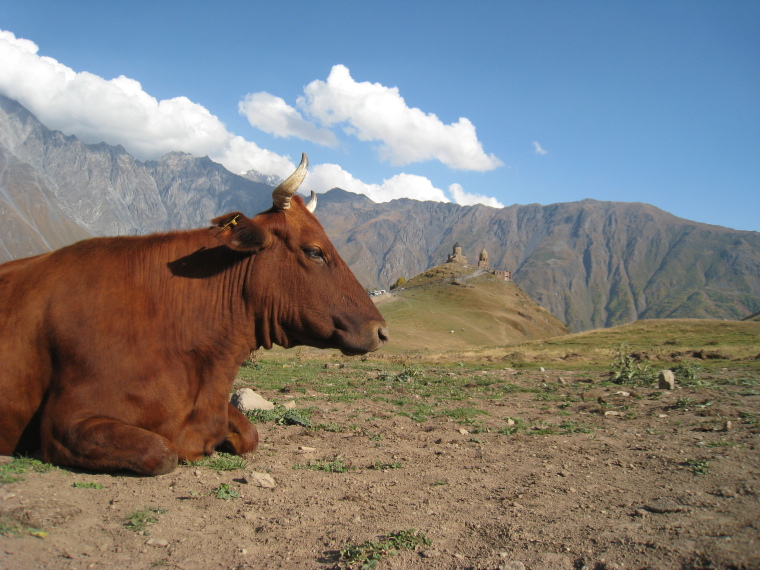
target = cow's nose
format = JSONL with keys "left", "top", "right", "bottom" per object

{"left": 377, "top": 325, "right": 390, "bottom": 345}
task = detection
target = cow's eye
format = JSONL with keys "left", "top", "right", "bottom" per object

{"left": 303, "top": 247, "right": 325, "bottom": 263}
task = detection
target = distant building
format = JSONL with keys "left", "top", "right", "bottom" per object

{"left": 446, "top": 243, "right": 511, "bottom": 281}
{"left": 447, "top": 243, "right": 468, "bottom": 265}
{"left": 478, "top": 248, "right": 489, "bottom": 269}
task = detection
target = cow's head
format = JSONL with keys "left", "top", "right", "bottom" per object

{"left": 210, "top": 154, "right": 388, "bottom": 355}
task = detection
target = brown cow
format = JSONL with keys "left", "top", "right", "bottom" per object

{"left": 0, "top": 154, "right": 388, "bottom": 475}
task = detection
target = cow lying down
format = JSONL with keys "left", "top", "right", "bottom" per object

{"left": 0, "top": 154, "right": 388, "bottom": 475}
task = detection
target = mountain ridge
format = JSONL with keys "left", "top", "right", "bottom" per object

{"left": 1, "top": 94, "right": 758, "bottom": 331}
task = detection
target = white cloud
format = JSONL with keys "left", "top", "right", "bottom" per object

{"left": 533, "top": 141, "right": 548, "bottom": 155}
{"left": 448, "top": 183, "right": 504, "bottom": 208}
{"left": 238, "top": 92, "right": 338, "bottom": 147}
{"left": 0, "top": 30, "right": 291, "bottom": 178}
{"left": 294, "top": 65, "right": 502, "bottom": 172}
{"left": 0, "top": 30, "right": 505, "bottom": 209}
{"left": 307, "top": 164, "right": 450, "bottom": 203}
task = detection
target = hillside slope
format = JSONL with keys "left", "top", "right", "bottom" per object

{"left": 375, "top": 263, "right": 569, "bottom": 352}
{"left": 0, "top": 145, "right": 91, "bottom": 259}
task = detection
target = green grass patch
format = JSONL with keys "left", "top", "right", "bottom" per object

{"left": 124, "top": 507, "right": 166, "bottom": 533}
{"left": 378, "top": 366, "right": 425, "bottom": 383}
{"left": 245, "top": 405, "right": 313, "bottom": 427}
{"left": 72, "top": 481, "right": 103, "bottom": 489}
{"left": 370, "top": 461, "right": 403, "bottom": 470}
{"left": 740, "top": 412, "right": 760, "bottom": 429}
{"left": 340, "top": 529, "right": 431, "bottom": 569}
{"left": 442, "top": 406, "right": 489, "bottom": 421}
{"left": 0, "top": 457, "right": 57, "bottom": 484}
{"left": 684, "top": 459, "right": 709, "bottom": 475}
{"left": 186, "top": 452, "right": 247, "bottom": 471}
{"left": 397, "top": 403, "right": 437, "bottom": 423}
{"left": 214, "top": 483, "right": 239, "bottom": 500}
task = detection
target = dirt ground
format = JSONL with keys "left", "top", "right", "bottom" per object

{"left": 1, "top": 364, "right": 759, "bottom": 570}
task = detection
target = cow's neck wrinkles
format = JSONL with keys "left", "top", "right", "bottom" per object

{"left": 156, "top": 230, "right": 255, "bottom": 361}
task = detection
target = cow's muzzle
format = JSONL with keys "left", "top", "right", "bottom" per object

{"left": 339, "top": 320, "right": 389, "bottom": 356}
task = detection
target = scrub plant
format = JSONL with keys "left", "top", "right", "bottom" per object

{"left": 124, "top": 508, "right": 166, "bottom": 533}
{"left": 186, "top": 452, "right": 247, "bottom": 471}
{"left": 340, "top": 529, "right": 431, "bottom": 569}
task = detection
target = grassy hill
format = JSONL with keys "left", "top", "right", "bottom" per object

{"left": 439, "top": 318, "right": 760, "bottom": 369}
{"left": 369, "top": 260, "right": 758, "bottom": 361}
{"left": 374, "top": 263, "right": 569, "bottom": 353}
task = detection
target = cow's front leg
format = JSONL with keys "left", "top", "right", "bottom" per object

{"left": 217, "top": 403, "right": 259, "bottom": 455}
{"left": 42, "top": 417, "right": 179, "bottom": 476}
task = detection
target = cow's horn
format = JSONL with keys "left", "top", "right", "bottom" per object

{"left": 306, "top": 190, "right": 317, "bottom": 213}
{"left": 272, "top": 153, "right": 308, "bottom": 210}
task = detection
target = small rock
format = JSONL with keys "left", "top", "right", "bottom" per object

{"left": 558, "top": 377, "right": 567, "bottom": 385}
{"left": 230, "top": 389, "right": 274, "bottom": 412}
{"left": 539, "top": 367, "right": 546, "bottom": 372}
{"left": 282, "top": 400, "right": 297, "bottom": 410}
{"left": 458, "top": 428, "right": 469, "bottom": 435}
{"left": 420, "top": 550, "right": 440, "bottom": 558}
{"left": 713, "top": 487, "right": 737, "bottom": 498}
{"left": 658, "top": 370, "right": 676, "bottom": 390}
{"left": 644, "top": 498, "right": 687, "bottom": 514}
{"left": 298, "top": 446, "right": 317, "bottom": 453}
{"left": 723, "top": 420, "right": 732, "bottom": 431}
{"left": 604, "top": 410, "right": 625, "bottom": 417}
{"left": 146, "top": 538, "right": 168, "bottom": 548}
{"left": 453, "top": 553, "right": 466, "bottom": 560}
{"left": 505, "top": 418, "right": 515, "bottom": 426}
{"left": 248, "top": 471, "right": 276, "bottom": 488}
{"left": 614, "top": 391, "right": 630, "bottom": 397}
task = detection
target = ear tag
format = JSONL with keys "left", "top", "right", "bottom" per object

{"left": 215, "top": 215, "right": 240, "bottom": 236}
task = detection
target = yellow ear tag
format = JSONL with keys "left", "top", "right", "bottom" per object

{"left": 215, "top": 215, "right": 240, "bottom": 236}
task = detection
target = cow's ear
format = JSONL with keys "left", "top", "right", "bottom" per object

{"left": 209, "top": 212, "right": 266, "bottom": 252}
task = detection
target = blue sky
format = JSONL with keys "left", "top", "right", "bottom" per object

{"left": 1, "top": 1, "right": 758, "bottom": 231}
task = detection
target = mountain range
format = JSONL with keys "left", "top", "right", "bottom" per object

{"left": 1, "top": 93, "right": 758, "bottom": 331}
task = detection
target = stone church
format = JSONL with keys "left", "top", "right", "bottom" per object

{"left": 446, "top": 243, "right": 511, "bottom": 281}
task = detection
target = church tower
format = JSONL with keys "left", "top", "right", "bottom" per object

{"left": 478, "top": 248, "right": 489, "bottom": 268}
